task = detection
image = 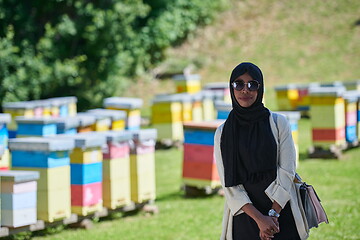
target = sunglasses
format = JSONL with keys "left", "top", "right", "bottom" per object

{"left": 232, "top": 80, "right": 260, "bottom": 91}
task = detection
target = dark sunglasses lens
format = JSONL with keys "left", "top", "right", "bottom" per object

{"left": 248, "top": 81, "right": 259, "bottom": 91}
{"left": 233, "top": 81, "right": 245, "bottom": 91}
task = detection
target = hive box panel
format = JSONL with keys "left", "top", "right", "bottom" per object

{"left": 71, "top": 182, "right": 102, "bottom": 206}
{"left": 182, "top": 160, "right": 219, "bottom": 181}
{"left": 103, "top": 157, "right": 130, "bottom": 181}
{"left": 12, "top": 166, "right": 70, "bottom": 191}
{"left": 184, "top": 129, "right": 215, "bottom": 146}
{"left": 11, "top": 150, "right": 70, "bottom": 168}
{"left": 1, "top": 208, "right": 37, "bottom": 228}
{"left": 1, "top": 191, "right": 36, "bottom": 210}
{"left": 130, "top": 172, "right": 156, "bottom": 203}
{"left": 130, "top": 153, "right": 155, "bottom": 176}
{"left": 310, "top": 104, "right": 345, "bottom": 129}
{"left": 71, "top": 162, "right": 102, "bottom": 185}
{"left": 71, "top": 202, "right": 103, "bottom": 216}
{"left": 1, "top": 181, "right": 37, "bottom": 194}
{"left": 70, "top": 147, "right": 103, "bottom": 164}
{"left": 37, "top": 188, "right": 71, "bottom": 222}
{"left": 152, "top": 123, "right": 184, "bottom": 141}
{"left": 183, "top": 143, "right": 215, "bottom": 164}
{"left": 111, "top": 119, "right": 126, "bottom": 130}
{"left": 103, "top": 178, "right": 131, "bottom": 209}
{"left": 17, "top": 123, "right": 57, "bottom": 137}
{"left": 103, "top": 142, "right": 129, "bottom": 160}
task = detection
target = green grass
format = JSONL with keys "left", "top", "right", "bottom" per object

{"left": 21, "top": 118, "right": 360, "bottom": 240}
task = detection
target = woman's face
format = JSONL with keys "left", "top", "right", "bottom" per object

{"left": 232, "top": 72, "right": 259, "bottom": 108}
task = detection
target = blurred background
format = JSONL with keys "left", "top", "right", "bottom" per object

{"left": 0, "top": 0, "right": 359, "bottom": 239}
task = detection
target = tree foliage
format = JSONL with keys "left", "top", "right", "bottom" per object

{"left": 0, "top": 0, "right": 227, "bottom": 111}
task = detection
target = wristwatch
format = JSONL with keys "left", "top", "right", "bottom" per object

{"left": 268, "top": 209, "right": 280, "bottom": 218}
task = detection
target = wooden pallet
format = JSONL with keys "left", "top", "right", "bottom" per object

{"left": 308, "top": 145, "right": 344, "bottom": 159}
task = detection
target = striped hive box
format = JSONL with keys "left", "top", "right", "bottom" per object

{"left": 104, "top": 97, "right": 143, "bottom": 130}
{"left": 203, "top": 82, "right": 231, "bottom": 103}
{"left": 94, "top": 131, "right": 132, "bottom": 209}
{"left": 87, "top": 109, "right": 126, "bottom": 131}
{"left": 15, "top": 117, "right": 58, "bottom": 138}
{"left": 173, "top": 93, "right": 193, "bottom": 122}
{"left": 343, "top": 91, "right": 360, "bottom": 144}
{"left": 0, "top": 170, "right": 39, "bottom": 228}
{"left": 173, "top": 74, "right": 201, "bottom": 94}
{"left": 55, "top": 117, "right": 80, "bottom": 135}
{"left": 9, "top": 138, "right": 74, "bottom": 222}
{"left": 78, "top": 112, "right": 112, "bottom": 132}
{"left": 128, "top": 129, "right": 157, "bottom": 203}
{"left": 2, "top": 101, "right": 35, "bottom": 138}
{"left": 275, "top": 84, "right": 299, "bottom": 111}
{"left": 56, "top": 133, "right": 105, "bottom": 216}
{"left": 48, "top": 96, "right": 78, "bottom": 117}
{"left": 74, "top": 114, "right": 96, "bottom": 133}
{"left": 295, "top": 83, "right": 320, "bottom": 116}
{"left": 275, "top": 111, "right": 301, "bottom": 167}
{"left": 215, "top": 101, "right": 232, "bottom": 120}
{"left": 151, "top": 94, "right": 184, "bottom": 141}
{"left": 189, "top": 93, "right": 203, "bottom": 122}
{"left": 182, "top": 120, "right": 224, "bottom": 189}
{"left": 309, "top": 87, "right": 346, "bottom": 149}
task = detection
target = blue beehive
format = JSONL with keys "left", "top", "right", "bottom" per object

{"left": 215, "top": 101, "right": 232, "bottom": 120}
{"left": 15, "top": 117, "right": 58, "bottom": 137}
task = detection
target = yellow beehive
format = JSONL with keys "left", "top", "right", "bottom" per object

{"left": 103, "top": 177, "right": 131, "bottom": 209}
{"left": 201, "top": 91, "right": 216, "bottom": 121}
{"left": 87, "top": 109, "right": 126, "bottom": 131}
{"left": 190, "top": 93, "right": 203, "bottom": 122}
{"left": 275, "top": 84, "right": 299, "bottom": 111}
{"left": 2, "top": 102, "right": 35, "bottom": 131}
{"left": 309, "top": 87, "right": 346, "bottom": 149}
{"left": 70, "top": 147, "right": 103, "bottom": 164}
{"left": 173, "top": 74, "right": 201, "bottom": 94}
{"left": 129, "top": 129, "right": 157, "bottom": 203}
{"left": 151, "top": 122, "right": 184, "bottom": 141}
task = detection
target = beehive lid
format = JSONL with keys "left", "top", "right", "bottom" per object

{"left": 15, "top": 116, "right": 58, "bottom": 124}
{"left": 343, "top": 90, "right": 360, "bottom": 102}
{"left": 183, "top": 120, "right": 225, "bottom": 130}
{"left": 81, "top": 131, "right": 132, "bottom": 143}
{"left": 74, "top": 113, "right": 96, "bottom": 127}
{"left": 87, "top": 109, "right": 126, "bottom": 121}
{"left": 49, "top": 96, "right": 77, "bottom": 104}
{"left": 103, "top": 97, "right": 143, "bottom": 109}
{"left": 9, "top": 137, "right": 75, "bottom": 151}
{"left": 203, "top": 82, "right": 229, "bottom": 90}
{"left": 56, "top": 133, "right": 106, "bottom": 148}
{"left": 214, "top": 100, "right": 232, "bottom": 111}
{"left": 172, "top": 74, "right": 201, "bottom": 81}
{"left": 128, "top": 129, "right": 157, "bottom": 141}
{"left": 309, "top": 86, "right": 346, "bottom": 96}
{"left": 275, "top": 111, "right": 301, "bottom": 121}
{"left": 0, "top": 170, "right": 40, "bottom": 182}
{"left": 0, "top": 113, "right": 11, "bottom": 124}
{"left": 2, "top": 101, "right": 35, "bottom": 110}
{"left": 55, "top": 117, "right": 81, "bottom": 129}
{"left": 274, "top": 84, "right": 298, "bottom": 91}
{"left": 76, "top": 112, "right": 111, "bottom": 126}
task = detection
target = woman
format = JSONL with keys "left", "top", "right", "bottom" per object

{"left": 214, "top": 62, "right": 309, "bottom": 240}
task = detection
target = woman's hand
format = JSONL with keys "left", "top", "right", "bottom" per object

{"left": 256, "top": 215, "right": 279, "bottom": 240}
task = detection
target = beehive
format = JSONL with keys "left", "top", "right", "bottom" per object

{"left": 104, "top": 97, "right": 143, "bottom": 130}
{"left": 215, "top": 101, "right": 232, "bottom": 120}
{"left": 15, "top": 117, "right": 58, "bottom": 138}
{"left": 309, "top": 87, "right": 346, "bottom": 149}
{"left": 275, "top": 111, "right": 301, "bottom": 166}
{"left": 9, "top": 137, "right": 74, "bottom": 222}
{"left": 128, "top": 129, "right": 157, "bottom": 203}
{"left": 2, "top": 101, "right": 35, "bottom": 138}
{"left": 182, "top": 121, "right": 224, "bottom": 189}
{"left": 173, "top": 74, "right": 201, "bottom": 94}
{"left": 87, "top": 109, "right": 126, "bottom": 131}
{"left": 74, "top": 114, "right": 96, "bottom": 133}
{"left": 0, "top": 170, "right": 39, "bottom": 228}
{"left": 203, "top": 82, "right": 231, "bottom": 103}
{"left": 92, "top": 131, "right": 132, "bottom": 209}
{"left": 275, "top": 84, "right": 299, "bottom": 111}
{"left": 60, "top": 133, "right": 106, "bottom": 216}
{"left": 151, "top": 94, "right": 184, "bottom": 141}
{"left": 343, "top": 91, "right": 360, "bottom": 145}
{"left": 201, "top": 90, "right": 216, "bottom": 121}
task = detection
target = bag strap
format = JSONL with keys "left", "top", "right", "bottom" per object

{"left": 272, "top": 112, "right": 302, "bottom": 183}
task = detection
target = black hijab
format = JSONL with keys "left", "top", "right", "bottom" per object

{"left": 220, "top": 62, "right": 277, "bottom": 187}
